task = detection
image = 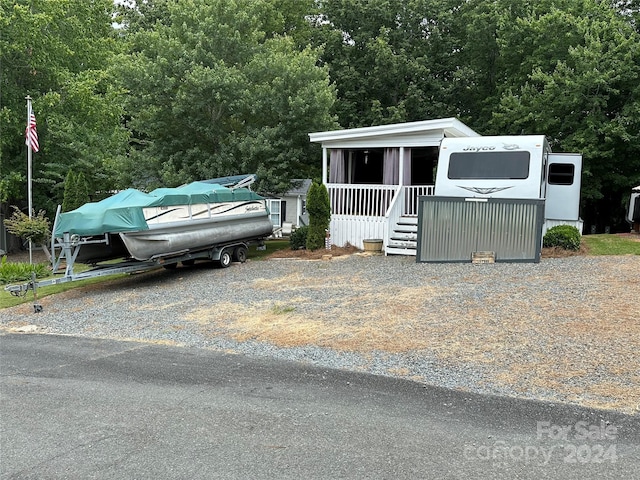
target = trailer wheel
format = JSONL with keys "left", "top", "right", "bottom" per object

{"left": 219, "top": 248, "right": 233, "bottom": 268}
{"left": 233, "top": 245, "right": 248, "bottom": 263}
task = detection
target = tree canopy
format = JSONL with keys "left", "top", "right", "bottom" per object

{"left": 113, "top": 0, "right": 337, "bottom": 194}
{"left": 0, "top": 0, "right": 128, "bottom": 217}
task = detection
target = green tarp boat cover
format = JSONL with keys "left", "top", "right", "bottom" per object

{"left": 54, "top": 181, "right": 266, "bottom": 237}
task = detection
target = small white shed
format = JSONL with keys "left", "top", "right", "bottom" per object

{"left": 266, "top": 179, "right": 312, "bottom": 232}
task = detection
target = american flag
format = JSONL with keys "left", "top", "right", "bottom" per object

{"left": 25, "top": 106, "right": 39, "bottom": 152}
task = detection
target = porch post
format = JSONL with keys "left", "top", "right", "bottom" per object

{"left": 399, "top": 147, "right": 405, "bottom": 187}
{"left": 322, "top": 147, "right": 328, "bottom": 184}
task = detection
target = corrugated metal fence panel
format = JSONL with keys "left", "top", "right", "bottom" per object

{"left": 417, "top": 197, "right": 544, "bottom": 263}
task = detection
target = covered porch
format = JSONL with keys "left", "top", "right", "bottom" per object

{"left": 309, "top": 118, "right": 479, "bottom": 255}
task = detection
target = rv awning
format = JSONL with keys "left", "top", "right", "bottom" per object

{"left": 54, "top": 181, "right": 265, "bottom": 237}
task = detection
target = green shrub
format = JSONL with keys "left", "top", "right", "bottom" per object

{"left": 4, "top": 206, "right": 51, "bottom": 244}
{"left": 0, "top": 256, "right": 50, "bottom": 285}
{"left": 62, "top": 170, "right": 91, "bottom": 212}
{"left": 543, "top": 225, "right": 581, "bottom": 251}
{"left": 306, "top": 182, "right": 331, "bottom": 251}
{"left": 289, "top": 225, "right": 308, "bottom": 250}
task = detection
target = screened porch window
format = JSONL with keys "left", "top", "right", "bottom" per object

{"left": 329, "top": 147, "right": 420, "bottom": 185}
{"left": 352, "top": 149, "right": 383, "bottom": 184}
{"left": 410, "top": 147, "right": 439, "bottom": 184}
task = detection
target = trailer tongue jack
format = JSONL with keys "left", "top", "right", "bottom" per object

{"left": 8, "top": 272, "right": 43, "bottom": 313}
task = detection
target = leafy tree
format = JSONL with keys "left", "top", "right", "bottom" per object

{"left": 0, "top": 0, "right": 129, "bottom": 220}
{"left": 613, "top": 0, "right": 640, "bottom": 31}
{"left": 478, "top": 0, "right": 640, "bottom": 230}
{"left": 61, "top": 171, "right": 76, "bottom": 213}
{"left": 3, "top": 206, "right": 50, "bottom": 245}
{"left": 306, "top": 181, "right": 331, "bottom": 250}
{"left": 61, "top": 170, "right": 90, "bottom": 212}
{"left": 74, "top": 172, "right": 90, "bottom": 208}
{"left": 115, "top": 0, "right": 337, "bottom": 194}
{"left": 311, "top": 0, "right": 460, "bottom": 127}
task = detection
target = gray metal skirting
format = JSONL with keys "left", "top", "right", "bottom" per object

{"left": 416, "top": 197, "right": 545, "bottom": 263}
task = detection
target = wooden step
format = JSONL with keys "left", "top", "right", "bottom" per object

{"left": 394, "top": 225, "right": 418, "bottom": 234}
{"left": 388, "top": 239, "right": 417, "bottom": 249}
{"left": 397, "top": 216, "right": 418, "bottom": 224}
{"left": 390, "top": 233, "right": 416, "bottom": 242}
{"left": 385, "top": 246, "right": 417, "bottom": 256}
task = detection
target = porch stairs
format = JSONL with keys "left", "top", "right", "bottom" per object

{"left": 386, "top": 216, "right": 418, "bottom": 256}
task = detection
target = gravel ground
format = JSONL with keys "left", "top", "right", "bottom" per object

{"left": 2, "top": 253, "right": 639, "bottom": 414}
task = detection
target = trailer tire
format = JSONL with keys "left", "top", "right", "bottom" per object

{"left": 219, "top": 248, "right": 233, "bottom": 268}
{"left": 182, "top": 259, "right": 195, "bottom": 266}
{"left": 233, "top": 245, "right": 248, "bottom": 263}
{"left": 163, "top": 262, "right": 178, "bottom": 270}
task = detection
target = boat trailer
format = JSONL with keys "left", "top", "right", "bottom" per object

{"left": 5, "top": 231, "right": 263, "bottom": 312}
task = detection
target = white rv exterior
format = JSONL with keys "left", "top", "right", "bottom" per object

{"left": 435, "top": 135, "right": 550, "bottom": 199}
{"left": 544, "top": 152, "right": 582, "bottom": 226}
{"left": 434, "top": 135, "right": 582, "bottom": 233}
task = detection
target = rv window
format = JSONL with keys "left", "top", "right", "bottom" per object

{"left": 448, "top": 152, "right": 530, "bottom": 180}
{"left": 548, "top": 163, "right": 575, "bottom": 185}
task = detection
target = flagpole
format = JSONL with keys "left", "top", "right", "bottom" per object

{"left": 26, "top": 96, "right": 33, "bottom": 264}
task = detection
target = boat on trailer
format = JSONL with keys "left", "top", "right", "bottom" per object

{"left": 5, "top": 175, "right": 274, "bottom": 306}
{"left": 53, "top": 174, "right": 273, "bottom": 263}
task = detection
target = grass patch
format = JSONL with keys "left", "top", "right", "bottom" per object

{"left": 249, "top": 239, "right": 291, "bottom": 259}
{"left": 270, "top": 303, "right": 296, "bottom": 315}
{"left": 581, "top": 234, "right": 640, "bottom": 256}
{"left": 1, "top": 273, "right": 127, "bottom": 309}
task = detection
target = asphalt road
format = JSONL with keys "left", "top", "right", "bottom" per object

{"left": 1, "top": 334, "right": 639, "bottom": 479}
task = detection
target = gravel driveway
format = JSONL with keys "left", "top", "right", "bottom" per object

{"left": 2, "top": 253, "right": 639, "bottom": 414}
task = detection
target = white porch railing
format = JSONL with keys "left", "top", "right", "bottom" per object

{"left": 402, "top": 185, "right": 435, "bottom": 216}
{"left": 328, "top": 184, "right": 397, "bottom": 217}
{"left": 327, "top": 184, "right": 435, "bottom": 218}
{"left": 326, "top": 184, "right": 435, "bottom": 249}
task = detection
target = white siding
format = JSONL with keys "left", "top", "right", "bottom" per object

{"left": 329, "top": 215, "right": 386, "bottom": 249}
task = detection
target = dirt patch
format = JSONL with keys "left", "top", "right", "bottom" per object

{"left": 616, "top": 232, "right": 640, "bottom": 242}
{"left": 541, "top": 245, "right": 589, "bottom": 258}
{"left": 265, "top": 243, "right": 361, "bottom": 260}
{"left": 3, "top": 248, "right": 50, "bottom": 264}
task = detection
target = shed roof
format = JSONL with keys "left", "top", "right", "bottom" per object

{"left": 286, "top": 179, "right": 312, "bottom": 196}
{"left": 309, "top": 117, "right": 479, "bottom": 149}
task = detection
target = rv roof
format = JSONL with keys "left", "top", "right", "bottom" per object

{"left": 441, "top": 135, "right": 546, "bottom": 144}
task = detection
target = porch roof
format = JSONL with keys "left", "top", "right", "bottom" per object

{"left": 309, "top": 117, "right": 479, "bottom": 149}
